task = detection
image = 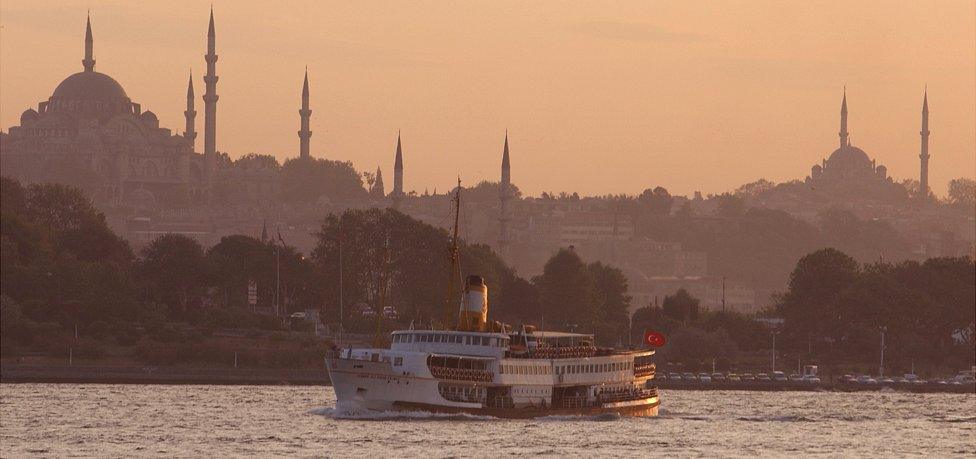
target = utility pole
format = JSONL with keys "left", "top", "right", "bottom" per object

{"left": 721, "top": 277, "right": 726, "bottom": 313}
{"left": 879, "top": 326, "right": 887, "bottom": 377}
{"left": 771, "top": 331, "right": 779, "bottom": 372}
{"left": 338, "top": 216, "right": 344, "bottom": 348}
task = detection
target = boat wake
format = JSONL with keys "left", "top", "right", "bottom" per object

{"left": 535, "top": 412, "right": 622, "bottom": 422}
{"left": 310, "top": 406, "right": 496, "bottom": 421}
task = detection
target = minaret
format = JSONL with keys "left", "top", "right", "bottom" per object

{"left": 298, "top": 69, "right": 312, "bottom": 159}
{"left": 919, "top": 89, "right": 930, "bottom": 202}
{"left": 203, "top": 8, "right": 219, "bottom": 157}
{"left": 184, "top": 71, "right": 197, "bottom": 150}
{"left": 498, "top": 131, "right": 512, "bottom": 259}
{"left": 82, "top": 12, "right": 96, "bottom": 72}
{"left": 839, "top": 88, "right": 849, "bottom": 148}
{"left": 392, "top": 132, "right": 404, "bottom": 209}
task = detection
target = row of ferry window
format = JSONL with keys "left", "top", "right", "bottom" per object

{"left": 393, "top": 333, "right": 508, "bottom": 347}
{"left": 499, "top": 364, "right": 551, "bottom": 375}
{"left": 558, "top": 362, "right": 631, "bottom": 374}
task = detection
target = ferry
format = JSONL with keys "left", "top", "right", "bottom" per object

{"left": 325, "top": 184, "right": 659, "bottom": 418}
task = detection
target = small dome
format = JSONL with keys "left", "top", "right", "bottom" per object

{"left": 141, "top": 110, "right": 158, "bottom": 122}
{"left": 826, "top": 145, "right": 871, "bottom": 170}
{"left": 53, "top": 71, "right": 128, "bottom": 101}
{"left": 20, "top": 108, "right": 38, "bottom": 125}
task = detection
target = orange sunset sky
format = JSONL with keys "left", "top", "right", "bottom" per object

{"left": 1, "top": 0, "right": 973, "bottom": 197}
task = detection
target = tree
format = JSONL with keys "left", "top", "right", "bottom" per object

{"left": 588, "top": 261, "right": 631, "bottom": 325}
{"left": 778, "top": 248, "right": 858, "bottom": 346}
{"left": 463, "top": 180, "right": 523, "bottom": 202}
{"left": 534, "top": 248, "right": 597, "bottom": 330}
{"left": 714, "top": 193, "right": 745, "bottom": 218}
{"left": 734, "top": 178, "right": 775, "bottom": 200}
{"left": 662, "top": 288, "right": 700, "bottom": 323}
{"left": 947, "top": 178, "right": 975, "bottom": 207}
{"left": 280, "top": 157, "right": 367, "bottom": 203}
{"left": 136, "top": 234, "right": 208, "bottom": 318}
{"left": 637, "top": 186, "right": 673, "bottom": 216}
{"left": 311, "top": 208, "right": 535, "bottom": 328}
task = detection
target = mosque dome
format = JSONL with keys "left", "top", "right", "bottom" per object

{"left": 53, "top": 71, "right": 128, "bottom": 101}
{"left": 826, "top": 144, "right": 871, "bottom": 170}
{"left": 48, "top": 71, "right": 132, "bottom": 119}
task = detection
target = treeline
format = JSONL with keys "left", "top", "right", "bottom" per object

{"left": 776, "top": 248, "right": 975, "bottom": 373}
{"left": 629, "top": 248, "right": 975, "bottom": 375}
{"left": 0, "top": 177, "right": 631, "bottom": 354}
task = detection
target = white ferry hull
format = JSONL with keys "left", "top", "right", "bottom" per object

{"left": 327, "top": 358, "right": 659, "bottom": 418}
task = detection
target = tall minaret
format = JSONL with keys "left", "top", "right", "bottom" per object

{"left": 298, "top": 69, "right": 312, "bottom": 159}
{"left": 203, "top": 8, "right": 219, "bottom": 157}
{"left": 184, "top": 71, "right": 197, "bottom": 150}
{"left": 498, "top": 131, "right": 512, "bottom": 258}
{"left": 839, "top": 88, "right": 849, "bottom": 148}
{"left": 392, "top": 132, "right": 404, "bottom": 209}
{"left": 83, "top": 12, "right": 95, "bottom": 72}
{"left": 919, "top": 89, "right": 930, "bottom": 202}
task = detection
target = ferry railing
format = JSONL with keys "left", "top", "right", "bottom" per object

{"left": 429, "top": 365, "right": 493, "bottom": 382}
{"left": 506, "top": 346, "right": 598, "bottom": 359}
{"left": 634, "top": 363, "right": 656, "bottom": 377}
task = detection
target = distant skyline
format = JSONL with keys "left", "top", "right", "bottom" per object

{"left": 1, "top": 1, "right": 973, "bottom": 198}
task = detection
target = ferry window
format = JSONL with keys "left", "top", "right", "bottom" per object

{"left": 482, "top": 337, "right": 490, "bottom": 346}
{"left": 464, "top": 336, "right": 471, "bottom": 345}
{"left": 394, "top": 357, "right": 403, "bottom": 366}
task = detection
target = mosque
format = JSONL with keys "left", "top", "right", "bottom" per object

{"left": 0, "top": 14, "right": 209, "bottom": 209}
{"left": 804, "top": 89, "right": 932, "bottom": 202}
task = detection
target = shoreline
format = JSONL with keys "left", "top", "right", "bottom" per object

{"left": 3, "top": 364, "right": 973, "bottom": 393}
{"left": 0, "top": 364, "right": 330, "bottom": 386}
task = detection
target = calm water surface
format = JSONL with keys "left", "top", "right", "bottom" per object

{"left": 1, "top": 384, "right": 974, "bottom": 457}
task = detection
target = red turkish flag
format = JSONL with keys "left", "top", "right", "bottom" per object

{"left": 644, "top": 331, "right": 666, "bottom": 347}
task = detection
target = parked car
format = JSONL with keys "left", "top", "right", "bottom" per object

{"left": 788, "top": 373, "right": 804, "bottom": 382}
{"left": 879, "top": 378, "right": 895, "bottom": 385}
{"left": 697, "top": 373, "right": 712, "bottom": 383}
{"left": 772, "top": 371, "right": 788, "bottom": 382}
{"left": 839, "top": 374, "right": 856, "bottom": 384}
{"left": 856, "top": 375, "right": 878, "bottom": 384}
{"left": 903, "top": 374, "right": 927, "bottom": 384}
{"left": 668, "top": 372, "right": 683, "bottom": 381}
{"left": 802, "top": 375, "right": 821, "bottom": 384}
{"left": 952, "top": 374, "right": 976, "bottom": 384}
{"left": 682, "top": 372, "right": 697, "bottom": 381}
{"left": 756, "top": 373, "right": 771, "bottom": 382}
{"left": 740, "top": 373, "right": 756, "bottom": 382}
{"left": 711, "top": 373, "right": 726, "bottom": 382}
{"left": 727, "top": 373, "right": 741, "bottom": 382}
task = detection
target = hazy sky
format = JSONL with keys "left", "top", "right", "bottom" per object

{"left": 2, "top": 1, "right": 974, "bottom": 197}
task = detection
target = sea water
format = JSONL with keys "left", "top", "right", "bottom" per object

{"left": 1, "top": 384, "right": 973, "bottom": 457}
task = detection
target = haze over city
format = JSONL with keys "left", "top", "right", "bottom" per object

{"left": 1, "top": 0, "right": 973, "bottom": 197}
